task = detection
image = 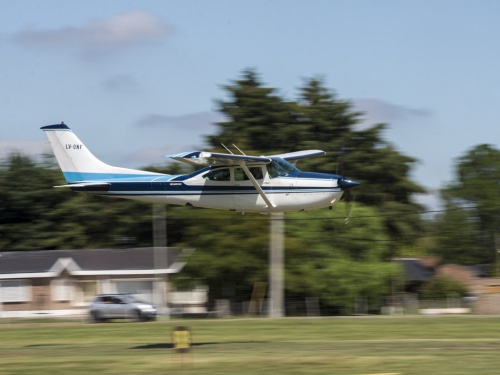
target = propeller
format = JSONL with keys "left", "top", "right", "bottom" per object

{"left": 338, "top": 177, "right": 359, "bottom": 224}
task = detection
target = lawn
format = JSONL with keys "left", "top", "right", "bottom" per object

{"left": 1, "top": 316, "right": 500, "bottom": 375}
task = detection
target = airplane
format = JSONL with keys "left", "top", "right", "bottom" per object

{"left": 41, "top": 123, "right": 359, "bottom": 213}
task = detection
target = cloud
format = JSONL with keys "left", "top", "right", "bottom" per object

{"left": 353, "top": 98, "right": 433, "bottom": 128}
{"left": 12, "top": 10, "right": 171, "bottom": 57}
{"left": 103, "top": 74, "right": 140, "bottom": 91}
{"left": 136, "top": 111, "right": 225, "bottom": 130}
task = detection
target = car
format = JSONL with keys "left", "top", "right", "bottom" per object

{"left": 89, "top": 294, "right": 157, "bottom": 322}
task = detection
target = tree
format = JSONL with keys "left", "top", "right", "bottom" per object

{"left": 284, "top": 204, "right": 400, "bottom": 313}
{"left": 170, "top": 207, "right": 270, "bottom": 303}
{"left": 432, "top": 144, "right": 500, "bottom": 265}
{"left": 0, "top": 153, "right": 155, "bottom": 251}
{"left": 419, "top": 275, "right": 468, "bottom": 299}
{"left": 209, "top": 69, "right": 426, "bottom": 255}
{"left": 207, "top": 69, "right": 294, "bottom": 153}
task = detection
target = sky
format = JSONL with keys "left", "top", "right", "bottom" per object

{"left": 1, "top": 0, "right": 500, "bottom": 210}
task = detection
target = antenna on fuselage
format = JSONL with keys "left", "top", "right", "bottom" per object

{"left": 221, "top": 144, "right": 234, "bottom": 154}
{"left": 221, "top": 143, "right": 247, "bottom": 156}
{"left": 232, "top": 144, "right": 246, "bottom": 155}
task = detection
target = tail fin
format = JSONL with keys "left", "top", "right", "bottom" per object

{"left": 41, "top": 123, "right": 159, "bottom": 183}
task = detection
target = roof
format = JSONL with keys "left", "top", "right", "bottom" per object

{"left": 0, "top": 248, "right": 189, "bottom": 279}
{"left": 393, "top": 258, "right": 434, "bottom": 281}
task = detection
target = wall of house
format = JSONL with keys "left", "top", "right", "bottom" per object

{"left": 1, "top": 277, "right": 81, "bottom": 314}
{"left": 469, "top": 278, "right": 500, "bottom": 314}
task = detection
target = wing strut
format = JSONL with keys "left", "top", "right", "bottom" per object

{"left": 239, "top": 162, "right": 275, "bottom": 208}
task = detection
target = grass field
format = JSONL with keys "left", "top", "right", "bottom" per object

{"left": 1, "top": 316, "right": 500, "bottom": 374}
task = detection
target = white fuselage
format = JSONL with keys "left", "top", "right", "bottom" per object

{"left": 41, "top": 124, "right": 357, "bottom": 213}
{"left": 96, "top": 165, "right": 344, "bottom": 213}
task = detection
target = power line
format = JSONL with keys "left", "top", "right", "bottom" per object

{"left": 167, "top": 205, "right": 476, "bottom": 222}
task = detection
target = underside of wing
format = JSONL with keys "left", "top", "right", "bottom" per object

{"left": 166, "top": 151, "right": 271, "bottom": 167}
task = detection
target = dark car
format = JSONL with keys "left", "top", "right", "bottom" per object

{"left": 89, "top": 294, "right": 157, "bottom": 322}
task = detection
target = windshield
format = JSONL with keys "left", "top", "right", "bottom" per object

{"left": 267, "top": 157, "right": 300, "bottom": 178}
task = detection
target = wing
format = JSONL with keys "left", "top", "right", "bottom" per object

{"left": 269, "top": 150, "right": 325, "bottom": 161}
{"left": 165, "top": 151, "right": 271, "bottom": 166}
{"left": 166, "top": 150, "right": 325, "bottom": 166}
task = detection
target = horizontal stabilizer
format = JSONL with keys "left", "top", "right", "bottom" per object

{"left": 55, "top": 182, "right": 111, "bottom": 188}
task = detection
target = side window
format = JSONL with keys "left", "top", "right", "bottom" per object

{"left": 100, "top": 296, "right": 112, "bottom": 304}
{"left": 250, "top": 167, "right": 263, "bottom": 180}
{"left": 204, "top": 168, "right": 230, "bottom": 181}
{"left": 234, "top": 168, "right": 245, "bottom": 181}
{"left": 111, "top": 297, "right": 123, "bottom": 304}
{"left": 234, "top": 167, "right": 263, "bottom": 181}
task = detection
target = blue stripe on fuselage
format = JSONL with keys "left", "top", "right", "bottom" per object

{"left": 63, "top": 171, "right": 179, "bottom": 182}
{"left": 292, "top": 171, "right": 342, "bottom": 180}
{"left": 103, "top": 181, "right": 340, "bottom": 195}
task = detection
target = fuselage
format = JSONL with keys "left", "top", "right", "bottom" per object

{"left": 72, "top": 158, "right": 345, "bottom": 212}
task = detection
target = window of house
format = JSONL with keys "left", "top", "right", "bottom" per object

{"left": 1, "top": 280, "right": 31, "bottom": 303}
{"left": 51, "top": 278, "right": 73, "bottom": 301}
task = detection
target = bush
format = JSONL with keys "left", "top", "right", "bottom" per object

{"left": 419, "top": 275, "right": 468, "bottom": 299}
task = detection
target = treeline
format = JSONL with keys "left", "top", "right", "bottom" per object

{"left": 1, "top": 69, "right": 499, "bottom": 313}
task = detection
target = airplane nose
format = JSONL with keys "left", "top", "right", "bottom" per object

{"left": 338, "top": 177, "right": 360, "bottom": 190}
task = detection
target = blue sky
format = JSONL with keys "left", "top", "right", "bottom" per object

{"left": 1, "top": 0, "right": 500, "bottom": 209}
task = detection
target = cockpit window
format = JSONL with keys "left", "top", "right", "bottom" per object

{"left": 203, "top": 168, "right": 230, "bottom": 181}
{"left": 267, "top": 158, "right": 300, "bottom": 178}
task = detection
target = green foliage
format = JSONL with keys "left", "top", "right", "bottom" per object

{"left": 312, "top": 259, "right": 400, "bottom": 314}
{"left": 284, "top": 205, "right": 399, "bottom": 313}
{"left": 432, "top": 144, "right": 500, "bottom": 264}
{"left": 419, "top": 275, "right": 468, "bottom": 299}
{"left": 207, "top": 69, "right": 295, "bottom": 153}
{"left": 0, "top": 153, "right": 154, "bottom": 251}
{"left": 169, "top": 207, "right": 270, "bottom": 300}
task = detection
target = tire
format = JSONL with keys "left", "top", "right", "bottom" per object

{"left": 91, "top": 310, "right": 103, "bottom": 323}
{"left": 132, "top": 309, "right": 143, "bottom": 322}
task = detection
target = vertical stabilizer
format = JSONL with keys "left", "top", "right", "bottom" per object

{"left": 41, "top": 123, "right": 160, "bottom": 183}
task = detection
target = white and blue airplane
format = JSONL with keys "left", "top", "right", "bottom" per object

{"left": 41, "top": 123, "right": 359, "bottom": 213}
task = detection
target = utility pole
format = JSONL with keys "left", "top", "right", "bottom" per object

{"left": 495, "top": 235, "right": 500, "bottom": 277}
{"left": 269, "top": 212, "right": 284, "bottom": 318}
{"left": 153, "top": 203, "right": 168, "bottom": 316}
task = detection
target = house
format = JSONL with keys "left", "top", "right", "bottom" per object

{"left": 393, "top": 257, "right": 436, "bottom": 293}
{"left": 0, "top": 247, "right": 190, "bottom": 318}
{"left": 393, "top": 257, "right": 500, "bottom": 314}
